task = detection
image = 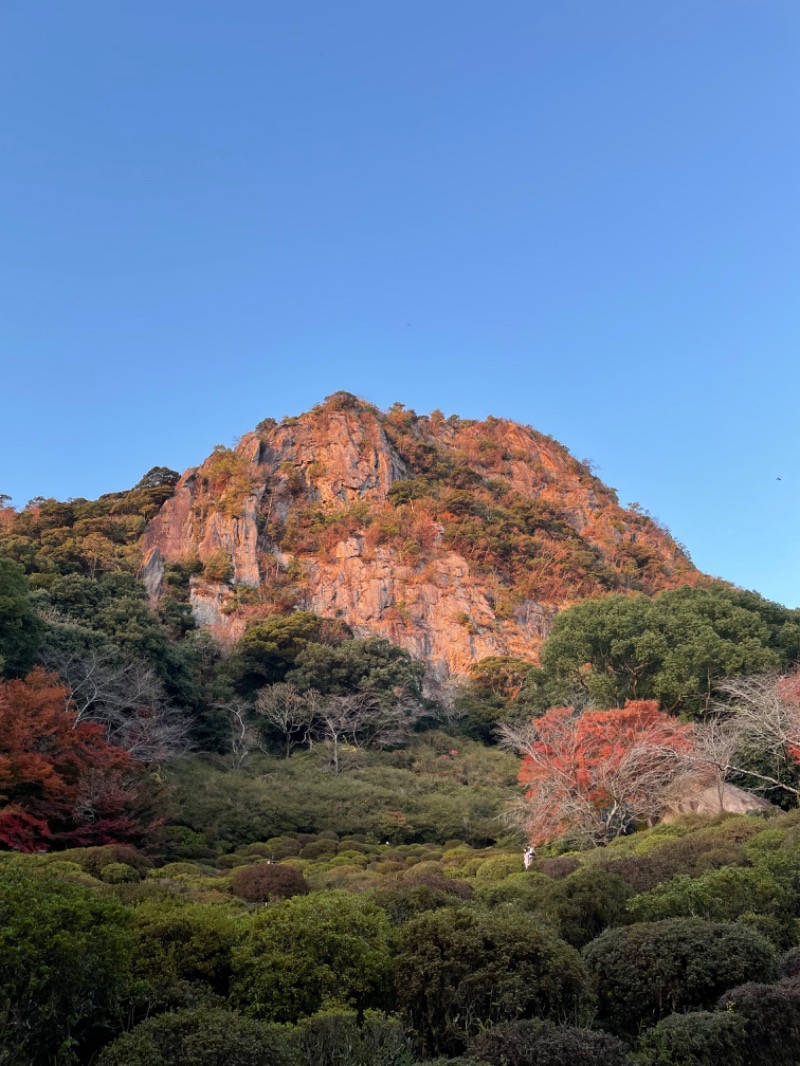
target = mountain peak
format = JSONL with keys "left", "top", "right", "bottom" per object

{"left": 141, "top": 399, "right": 703, "bottom": 678}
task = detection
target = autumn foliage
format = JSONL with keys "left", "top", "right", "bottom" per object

{"left": 507, "top": 701, "right": 694, "bottom": 846}
{"left": 0, "top": 669, "right": 152, "bottom": 851}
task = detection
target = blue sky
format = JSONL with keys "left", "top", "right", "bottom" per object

{"left": 1, "top": 2, "right": 798, "bottom": 605}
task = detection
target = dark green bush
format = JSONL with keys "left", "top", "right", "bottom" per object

{"left": 292, "top": 1009, "right": 408, "bottom": 1066}
{"left": 131, "top": 899, "right": 241, "bottom": 1007}
{"left": 582, "top": 918, "right": 778, "bottom": 1036}
{"left": 374, "top": 883, "right": 471, "bottom": 925}
{"left": 470, "top": 1018, "right": 629, "bottom": 1066}
{"left": 548, "top": 867, "right": 632, "bottom": 948}
{"left": 395, "top": 906, "right": 589, "bottom": 1056}
{"left": 0, "top": 864, "right": 133, "bottom": 1065}
{"left": 716, "top": 981, "right": 800, "bottom": 1066}
{"left": 634, "top": 1011, "right": 746, "bottom": 1066}
{"left": 97, "top": 1007, "right": 296, "bottom": 1066}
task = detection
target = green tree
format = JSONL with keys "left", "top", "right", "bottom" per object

{"left": 537, "top": 585, "right": 794, "bottom": 717}
{"left": 0, "top": 558, "right": 42, "bottom": 677}
{"left": 287, "top": 637, "right": 425, "bottom": 703}
{"left": 228, "top": 612, "right": 350, "bottom": 693}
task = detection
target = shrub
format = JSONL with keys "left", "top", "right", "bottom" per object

{"left": 582, "top": 918, "right": 778, "bottom": 1036}
{"left": 0, "top": 865, "right": 133, "bottom": 1065}
{"left": 472, "top": 871, "right": 554, "bottom": 910}
{"left": 100, "top": 862, "right": 142, "bottom": 884}
{"left": 717, "top": 981, "right": 800, "bottom": 1066}
{"left": 97, "top": 1007, "right": 296, "bottom": 1066}
{"left": 56, "top": 843, "right": 153, "bottom": 878}
{"left": 374, "top": 883, "right": 471, "bottom": 925}
{"left": 400, "top": 869, "right": 473, "bottom": 898}
{"left": 258, "top": 837, "right": 303, "bottom": 859}
{"left": 475, "top": 853, "right": 524, "bottom": 880}
{"left": 634, "top": 1011, "right": 746, "bottom": 1066}
{"left": 782, "top": 946, "right": 800, "bottom": 978}
{"left": 471, "top": 1018, "right": 629, "bottom": 1066}
{"left": 292, "top": 1009, "right": 408, "bottom": 1066}
{"left": 131, "top": 898, "right": 241, "bottom": 1007}
{"left": 535, "top": 856, "right": 581, "bottom": 880}
{"left": 395, "top": 906, "right": 589, "bottom": 1056}
{"left": 231, "top": 862, "right": 309, "bottom": 903}
{"left": 300, "top": 839, "right": 339, "bottom": 860}
{"left": 548, "top": 867, "right": 632, "bottom": 949}
{"left": 628, "top": 866, "right": 793, "bottom": 932}
{"left": 232, "top": 891, "right": 393, "bottom": 1023}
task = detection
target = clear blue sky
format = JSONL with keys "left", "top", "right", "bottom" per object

{"left": 1, "top": 2, "right": 798, "bottom": 605}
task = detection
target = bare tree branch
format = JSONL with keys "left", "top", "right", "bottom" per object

{"left": 40, "top": 646, "right": 189, "bottom": 763}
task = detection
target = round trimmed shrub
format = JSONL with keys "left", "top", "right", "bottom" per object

{"left": 97, "top": 1007, "right": 295, "bottom": 1066}
{"left": 582, "top": 918, "right": 779, "bottom": 1036}
{"left": 470, "top": 1018, "right": 629, "bottom": 1066}
{"left": 717, "top": 981, "right": 800, "bottom": 1066}
{"left": 635, "top": 1011, "right": 747, "bottom": 1066}
{"left": 131, "top": 898, "right": 240, "bottom": 1004}
{"left": 300, "top": 839, "right": 338, "bottom": 860}
{"left": 395, "top": 906, "right": 589, "bottom": 1056}
{"left": 374, "top": 883, "right": 470, "bottom": 925}
{"left": 232, "top": 891, "right": 393, "bottom": 1023}
{"left": 231, "top": 863, "right": 309, "bottom": 903}
{"left": 100, "top": 862, "right": 142, "bottom": 884}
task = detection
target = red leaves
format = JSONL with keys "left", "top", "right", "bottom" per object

{"left": 515, "top": 701, "right": 693, "bottom": 846}
{"left": 0, "top": 669, "right": 146, "bottom": 851}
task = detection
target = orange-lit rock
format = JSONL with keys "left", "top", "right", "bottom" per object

{"left": 142, "top": 394, "right": 705, "bottom": 677}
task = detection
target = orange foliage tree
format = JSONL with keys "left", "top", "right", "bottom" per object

{"left": 501, "top": 701, "right": 694, "bottom": 846}
{"left": 0, "top": 670, "right": 154, "bottom": 851}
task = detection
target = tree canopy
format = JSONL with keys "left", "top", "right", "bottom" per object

{"left": 535, "top": 585, "right": 800, "bottom": 716}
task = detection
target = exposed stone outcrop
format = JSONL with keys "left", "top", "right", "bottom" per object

{"left": 141, "top": 393, "right": 704, "bottom": 676}
{"left": 662, "top": 781, "right": 775, "bottom": 821}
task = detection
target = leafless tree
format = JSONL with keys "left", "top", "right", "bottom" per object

{"left": 695, "top": 673, "right": 800, "bottom": 799}
{"left": 253, "top": 684, "right": 320, "bottom": 757}
{"left": 221, "top": 698, "right": 261, "bottom": 770}
{"left": 686, "top": 714, "right": 742, "bottom": 808}
{"left": 40, "top": 646, "right": 189, "bottom": 763}
{"left": 314, "top": 692, "right": 428, "bottom": 773}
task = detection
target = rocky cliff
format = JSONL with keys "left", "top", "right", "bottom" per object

{"left": 141, "top": 393, "right": 703, "bottom": 678}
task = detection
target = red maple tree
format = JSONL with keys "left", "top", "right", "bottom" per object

{"left": 504, "top": 700, "right": 694, "bottom": 846}
{"left": 0, "top": 669, "right": 154, "bottom": 851}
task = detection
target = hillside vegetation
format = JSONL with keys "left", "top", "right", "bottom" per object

{"left": 3, "top": 398, "right": 800, "bottom": 1064}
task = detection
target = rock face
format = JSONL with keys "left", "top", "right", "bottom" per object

{"left": 141, "top": 393, "right": 704, "bottom": 677}
{"left": 662, "top": 781, "right": 774, "bottom": 821}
